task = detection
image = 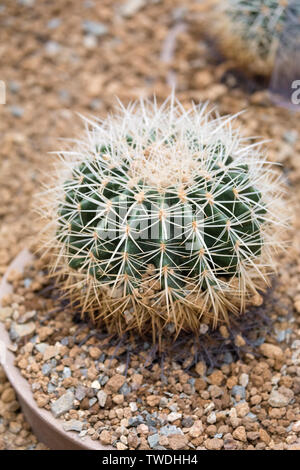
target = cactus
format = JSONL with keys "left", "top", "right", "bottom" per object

{"left": 208, "top": 0, "right": 300, "bottom": 76}
{"left": 44, "top": 96, "right": 285, "bottom": 338}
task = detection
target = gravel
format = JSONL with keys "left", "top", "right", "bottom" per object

{"left": 63, "top": 420, "right": 83, "bottom": 433}
{"left": 97, "top": 390, "right": 107, "bottom": 408}
{"left": 231, "top": 385, "right": 246, "bottom": 400}
{"left": 50, "top": 391, "right": 75, "bottom": 418}
{"left": 82, "top": 20, "right": 108, "bottom": 37}
{"left": 4, "top": 261, "right": 299, "bottom": 450}
{"left": 148, "top": 433, "right": 159, "bottom": 448}
{"left": 10, "top": 321, "right": 35, "bottom": 340}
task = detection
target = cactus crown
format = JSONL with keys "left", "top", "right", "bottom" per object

{"left": 211, "top": 0, "right": 300, "bottom": 75}
{"left": 43, "top": 96, "right": 285, "bottom": 338}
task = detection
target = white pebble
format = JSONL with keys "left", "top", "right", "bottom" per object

{"left": 207, "top": 411, "right": 216, "bottom": 424}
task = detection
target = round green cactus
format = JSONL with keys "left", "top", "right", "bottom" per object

{"left": 208, "top": 0, "right": 300, "bottom": 76}
{"left": 45, "top": 97, "right": 284, "bottom": 337}
{"left": 60, "top": 146, "right": 264, "bottom": 281}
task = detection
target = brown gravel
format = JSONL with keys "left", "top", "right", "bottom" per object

{"left": 0, "top": 252, "right": 299, "bottom": 451}
{"left": 0, "top": 0, "right": 299, "bottom": 451}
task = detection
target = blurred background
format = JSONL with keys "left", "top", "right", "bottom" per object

{"left": 0, "top": 0, "right": 299, "bottom": 449}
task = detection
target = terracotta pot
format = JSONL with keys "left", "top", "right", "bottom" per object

{"left": 0, "top": 249, "right": 113, "bottom": 450}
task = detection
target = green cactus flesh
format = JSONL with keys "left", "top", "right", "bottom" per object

{"left": 57, "top": 137, "right": 266, "bottom": 299}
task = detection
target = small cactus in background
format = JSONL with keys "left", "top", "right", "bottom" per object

{"left": 43, "top": 96, "right": 285, "bottom": 338}
{"left": 208, "top": 0, "right": 300, "bottom": 76}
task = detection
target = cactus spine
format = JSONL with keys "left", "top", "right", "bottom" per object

{"left": 43, "top": 96, "right": 285, "bottom": 338}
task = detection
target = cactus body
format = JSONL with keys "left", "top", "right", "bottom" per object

{"left": 209, "top": 0, "right": 300, "bottom": 76}
{"left": 45, "top": 97, "right": 284, "bottom": 338}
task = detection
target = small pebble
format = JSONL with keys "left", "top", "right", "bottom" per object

{"left": 51, "top": 391, "right": 74, "bottom": 418}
